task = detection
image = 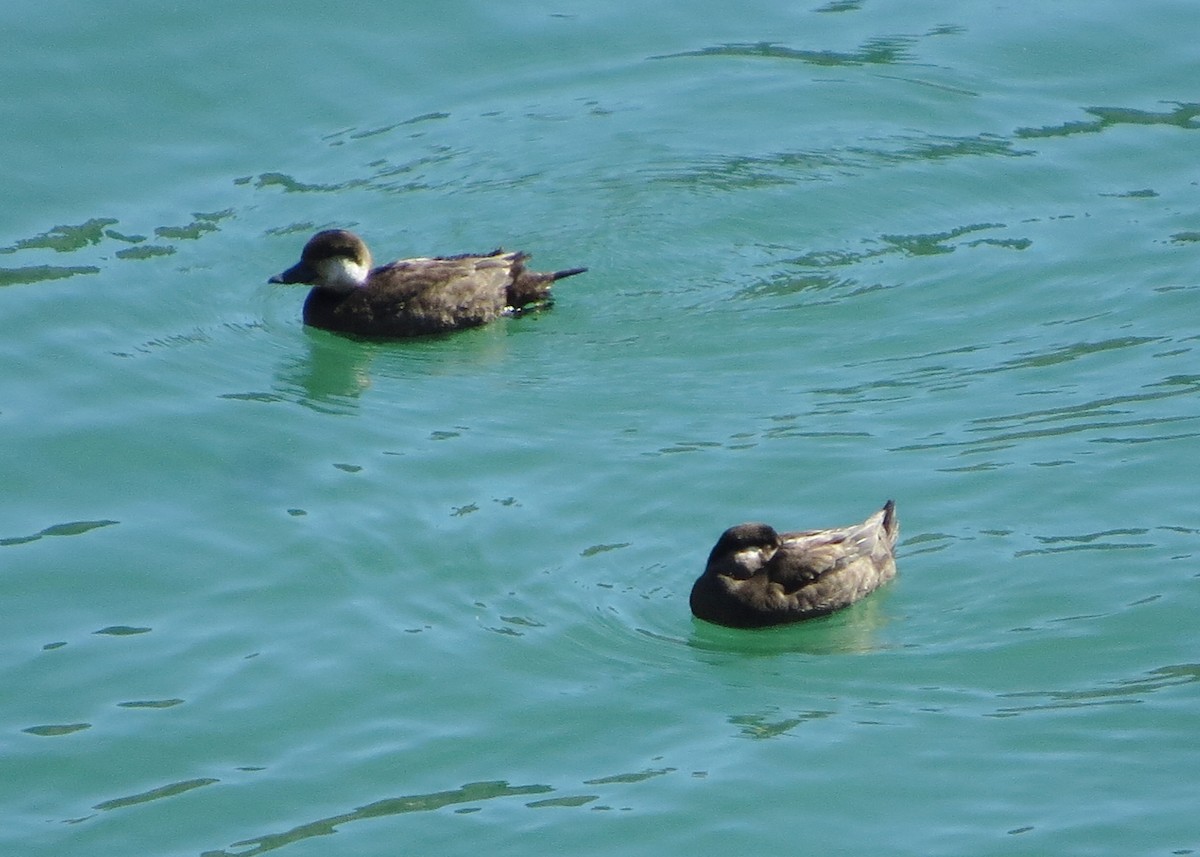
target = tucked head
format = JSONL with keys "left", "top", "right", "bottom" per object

{"left": 705, "top": 522, "right": 781, "bottom": 580}
{"left": 269, "top": 230, "right": 373, "bottom": 292}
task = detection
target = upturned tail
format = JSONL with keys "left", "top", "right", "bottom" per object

{"left": 881, "top": 499, "right": 898, "bottom": 542}
{"left": 508, "top": 264, "right": 587, "bottom": 309}
{"left": 552, "top": 266, "right": 588, "bottom": 281}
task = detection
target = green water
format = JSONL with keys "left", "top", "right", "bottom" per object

{"left": 2, "top": 1, "right": 1198, "bottom": 855}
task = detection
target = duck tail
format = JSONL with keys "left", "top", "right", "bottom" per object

{"left": 552, "top": 266, "right": 588, "bottom": 281}
{"left": 881, "top": 499, "right": 898, "bottom": 541}
{"left": 507, "top": 264, "right": 587, "bottom": 309}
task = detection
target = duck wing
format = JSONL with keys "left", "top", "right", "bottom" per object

{"left": 371, "top": 252, "right": 518, "bottom": 304}
{"left": 764, "top": 502, "right": 898, "bottom": 613}
{"left": 766, "top": 529, "right": 862, "bottom": 592}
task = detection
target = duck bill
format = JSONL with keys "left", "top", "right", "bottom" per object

{"left": 268, "top": 261, "right": 317, "bottom": 285}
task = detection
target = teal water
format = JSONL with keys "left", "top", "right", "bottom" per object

{"left": 2, "top": 1, "right": 1198, "bottom": 855}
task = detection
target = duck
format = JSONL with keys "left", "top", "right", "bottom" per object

{"left": 269, "top": 229, "right": 587, "bottom": 338}
{"left": 689, "top": 500, "right": 898, "bottom": 628}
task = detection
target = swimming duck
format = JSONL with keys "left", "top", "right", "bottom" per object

{"left": 690, "top": 500, "right": 898, "bottom": 628}
{"left": 269, "top": 229, "right": 587, "bottom": 338}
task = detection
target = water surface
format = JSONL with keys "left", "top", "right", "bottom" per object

{"left": 2, "top": 1, "right": 1198, "bottom": 855}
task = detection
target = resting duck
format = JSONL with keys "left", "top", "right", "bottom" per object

{"left": 690, "top": 500, "right": 898, "bottom": 628}
{"left": 269, "top": 229, "right": 587, "bottom": 338}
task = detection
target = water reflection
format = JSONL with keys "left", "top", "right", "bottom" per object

{"left": 0, "top": 518, "right": 118, "bottom": 547}
{"left": 650, "top": 94, "right": 1194, "bottom": 196}
{"left": 650, "top": 135, "right": 1032, "bottom": 192}
{"left": 258, "top": 322, "right": 527, "bottom": 414}
{"left": 197, "top": 767, "right": 679, "bottom": 856}
{"left": 739, "top": 222, "right": 1030, "bottom": 302}
{"left": 730, "top": 709, "right": 833, "bottom": 739}
{"left": 1014, "top": 528, "right": 1154, "bottom": 558}
{"left": 116, "top": 698, "right": 184, "bottom": 709}
{"left": 583, "top": 767, "right": 675, "bottom": 785}
{"left": 153, "top": 210, "right": 233, "bottom": 241}
{"left": 195, "top": 781, "right": 550, "bottom": 856}
{"left": 93, "top": 777, "right": 218, "bottom": 812}
{"left": 526, "top": 794, "right": 598, "bottom": 808}
{"left": 1016, "top": 102, "right": 1200, "bottom": 139}
{"left": 0, "top": 210, "right": 235, "bottom": 280}
{"left": 0, "top": 264, "right": 99, "bottom": 286}
{"left": 890, "top": 371, "right": 1200, "bottom": 453}
{"left": 270, "top": 331, "right": 375, "bottom": 413}
{"left": 246, "top": 143, "right": 462, "bottom": 196}
{"left": 0, "top": 217, "right": 117, "bottom": 253}
{"left": 993, "top": 663, "right": 1200, "bottom": 715}
{"left": 343, "top": 112, "right": 451, "bottom": 141}
{"left": 968, "top": 379, "right": 1200, "bottom": 432}
{"left": 652, "top": 35, "right": 919, "bottom": 66}
{"left": 902, "top": 532, "right": 956, "bottom": 558}
{"left": 22, "top": 722, "right": 91, "bottom": 737}
{"left": 815, "top": 0, "right": 863, "bottom": 12}
{"left": 687, "top": 590, "right": 895, "bottom": 656}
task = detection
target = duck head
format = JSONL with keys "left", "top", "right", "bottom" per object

{"left": 704, "top": 522, "right": 781, "bottom": 580}
{"left": 269, "top": 230, "right": 373, "bottom": 293}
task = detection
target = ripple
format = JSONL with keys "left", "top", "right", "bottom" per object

{"left": 995, "top": 336, "right": 1164, "bottom": 371}
{"left": 153, "top": 210, "right": 232, "bottom": 241}
{"left": 0, "top": 217, "right": 117, "bottom": 253}
{"left": 527, "top": 794, "right": 598, "bottom": 808}
{"left": 93, "top": 625, "right": 152, "bottom": 636}
{"left": 739, "top": 222, "right": 1030, "bottom": 303}
{"left": 0, "top": 264, "right": 99, "bottom": 286}
{"left": 651, "top": 35, "right": 920, "bottom": 67}
{"left": 327, "top": 111, "right": 451, "bottom": 143}
{"left": 116, "top": 698, "right": 185, "bottom": 709}
{"left": 201, "top": 780, "right": 552, "bottom": 856}
{"left": 22, "top": 723, "right": 91, "bottom": 737}
{"left": 247, "top": 143, "right": 463, "bottom": 197}
{"left": 0, "top": 209, "right": 236, "bottom": 284}
{"left": 583, "top": 766, "right": 675, "bottom": 785}
{"left": 992, "top": 663, "right": 1200, "bottom": 716}
{"left": 1016, "top": 101, "right": 1200, "bottom": 139}
{"left": 646, "top": 94, "right": 1198, "bottom": 202}
{"left": 650, "top": 136, "right": 1032, "bottom": 192}
{"left": 580, "top": 542, "right": 631, "bottom": 557}
{"left": 115, "top": 244, "right": 176, "bottom": 260}
{"left": 93, "top": 777, "right": 219, "bottom": 812}
{"left": 0, "top": 518, "right": 118, "bottom": 547}
{"left": 815, "top": 0, "right": 863, "bottom": 12}
{"left": 196, "top": 765, "right": 685, "bottom": 855}
{"left": 729, "top": 709, "right": 834, "bottom": 739}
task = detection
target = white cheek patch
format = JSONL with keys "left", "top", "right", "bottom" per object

{"left": 319, "top": 257, "right": 370, "bottom": 290}
{"left": 345, "top": 259, "right": 370, "bottom": 285}
{"left": 734, "top": 547, "right": 765, "bottom": 571}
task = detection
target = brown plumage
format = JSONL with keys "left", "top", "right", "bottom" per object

{"left": 269, "top": 229, "right": 587, "bottom": 338}
{"left": 690, "top": 500, "right": 899, "bottom": 628}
